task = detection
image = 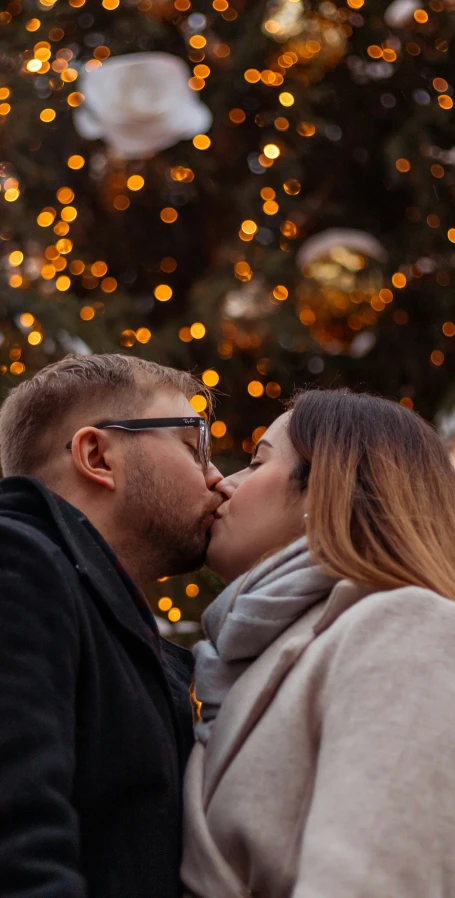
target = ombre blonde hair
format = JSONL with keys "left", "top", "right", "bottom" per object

{"left": 289, "top": 389, "right": 455, "bottom": 600}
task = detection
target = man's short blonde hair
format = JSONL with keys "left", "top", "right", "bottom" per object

{"left": 0, "top": 353, "right": 205, "bottom": 479}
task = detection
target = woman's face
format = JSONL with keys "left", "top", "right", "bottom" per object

{"left": 207, "top": 412, "right": 306, "bottom": 582}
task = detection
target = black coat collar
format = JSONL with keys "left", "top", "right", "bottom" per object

{"left": 0, "top": 475, "right": 194, "bottom": 697}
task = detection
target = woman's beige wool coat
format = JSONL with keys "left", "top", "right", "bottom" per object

{"left": 182, "top": 579, "right": 455, "bottom": 898}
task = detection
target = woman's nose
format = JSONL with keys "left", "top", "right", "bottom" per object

{"left": 213, "top": 468, "right": 246, "bottom": 500}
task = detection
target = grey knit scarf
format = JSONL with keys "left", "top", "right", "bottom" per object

{"left": 194, "top": 536, "right": 339, "bottom": 745}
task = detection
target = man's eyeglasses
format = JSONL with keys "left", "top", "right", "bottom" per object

{"left": 65, "top": 416, "right": 211, "bottom": 469}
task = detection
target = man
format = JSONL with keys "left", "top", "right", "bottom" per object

{"left": 0, "top": 353, "right": 222, "bottom": 898}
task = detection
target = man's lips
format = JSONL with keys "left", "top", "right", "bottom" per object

{"left": 208, "top": 497, "right": 224, "bottom": 516}
{"left": 203, "top": 501, "right": 223, "bottom": 525}
{"left": 203, "top": 504, "right": 225, "bottom": 530}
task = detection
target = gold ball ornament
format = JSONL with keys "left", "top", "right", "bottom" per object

{"left": 223, "top": 278, "right": 281, "bottom": 321}
{"left": 262, "top": 0, "right": 307, "bottom": 42}
{"left": 296, "top": 229, "right": 388, "bottom": 355}
{"left": 268, "top": 10, "right": 348, "bottom": 83}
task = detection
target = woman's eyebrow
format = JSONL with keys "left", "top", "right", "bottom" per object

{"left": 252, "top": 439, "right": 272, "bottom": 459}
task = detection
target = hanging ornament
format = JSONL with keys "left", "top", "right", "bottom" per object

{"left": 384, "top": 0, "right": 419, "bottom": 28}
{"left": 73, "top": 52, "right": 212, "bottom": 159}
{"left": 262, "top": 0, "right": 306, "bottom": 42}
{"left": 435, "top": 407, "right": 455, "bottom": 468}
{"left": 297, "top": 229, "right": 387, "bottom": 269}
{"left": 272, "top": 11, "right": 348, "bottom": 84}
{"left": 349, "top": 331, "right": 377, "bottom": 358}
{"left": 435, "top": 408, "right": 455, "bottom": 442}
{"left": 295, "top": 229, "right": 388, "bottom": 354}
{"left": 223, "top": 279, "right": 280, "bottom": 320}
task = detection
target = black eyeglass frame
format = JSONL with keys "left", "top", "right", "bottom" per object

{"left": 65, "top": 416, "right": 211, "bottom": 469}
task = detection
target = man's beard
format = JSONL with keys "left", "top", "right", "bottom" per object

{"left": 116, "top": 449, "right": 212, "bottom": 585}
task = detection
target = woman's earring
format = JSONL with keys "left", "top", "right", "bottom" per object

{"left": 304, "top": 513, "right": 308, "bottom": 519}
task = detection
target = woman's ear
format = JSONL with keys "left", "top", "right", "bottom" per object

{"left": 69, "top": 427, "right": 116, "bottom": 491}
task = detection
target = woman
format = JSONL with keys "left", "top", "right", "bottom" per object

{"left": 182, "top": 388, "right": 455, "bottom": 898}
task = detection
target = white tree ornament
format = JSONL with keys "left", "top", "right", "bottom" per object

{"left": 384, "top": 0, "right": 419, "bottom": 28}
{"left": 223, "top": 279, "right": 279, "bottom": 319}
{"left": 296, "top": 228, "right": 387, "bottom": 268}
{"left": 73, "top": 52, "right": 213, "bottom": 159}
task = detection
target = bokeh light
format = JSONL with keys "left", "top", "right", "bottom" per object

{"left": 211, "top": 421, "right": 227, "bottom": 438}
{"left": 185, "top": 584, "right": 199, "bottom": 597}
{"left": 202, "top": 369, "right": 219, "bottom": 387}
{"left": 248, "top": 381, "right": 265, "bottom": 397}
{"left": 67, "top": 155, "right": 85, "bottom": 169}
{"left": 190, "top": 322, "right": 206, "bottom": 339}
{"left": 190, "top": 394, "right": 208, "bottom": 412}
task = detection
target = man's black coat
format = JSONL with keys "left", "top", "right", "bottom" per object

{"left": 0, "top": 476, "right": 195, "bottom": 898}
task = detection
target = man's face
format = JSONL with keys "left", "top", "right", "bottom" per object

{"left": 115, "top": 390, "right": 223, "bottom": 577}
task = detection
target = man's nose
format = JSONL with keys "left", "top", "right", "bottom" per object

{"left": 204, "top": 461, "right": 224, "bottom": 491}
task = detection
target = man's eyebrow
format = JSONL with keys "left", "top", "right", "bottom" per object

{"left": 252, "top": 439, "right": 272, "bottom": 459}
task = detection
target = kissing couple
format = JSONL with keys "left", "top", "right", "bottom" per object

{"left": 1, "top": 352, "right": 455, "bottom": 898}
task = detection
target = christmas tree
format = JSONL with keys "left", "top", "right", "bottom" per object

{"left": 1, "top": 0, "right": 455, "bottom": 634}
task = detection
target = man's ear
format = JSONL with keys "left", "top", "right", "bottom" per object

{"left": 70, "top": 427, "right": 117, "bottom": 491}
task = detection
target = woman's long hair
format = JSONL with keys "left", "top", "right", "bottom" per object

{"left": 288, "top": 389, "right": 455, "bottom": 599}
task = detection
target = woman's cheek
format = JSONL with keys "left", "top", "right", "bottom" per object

{"left": 232, "top": 480, "right": 277, "bottom": 536}
{"left": 230, "top": 474, "right": 265, "bottom": 515}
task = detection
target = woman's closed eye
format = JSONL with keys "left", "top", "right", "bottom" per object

{"left": 249, "top": 439, "right": 271, "bottom": 470}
